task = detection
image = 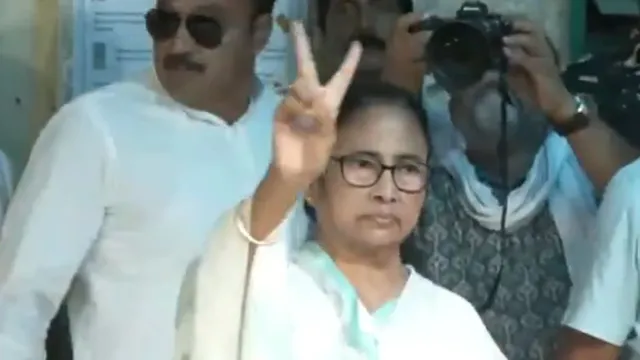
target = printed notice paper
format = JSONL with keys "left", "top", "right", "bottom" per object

{"left": 70, "top": 0, "right": 153, "bottom": 96}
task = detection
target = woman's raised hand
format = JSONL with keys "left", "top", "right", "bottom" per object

{"left": 272, "top": 22, "right": 362, "bottom": 189}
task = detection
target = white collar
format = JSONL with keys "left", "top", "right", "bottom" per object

{"left": 144, "top": 69, "right": 266, "bottom": 126}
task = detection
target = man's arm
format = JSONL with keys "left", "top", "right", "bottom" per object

{"left": 556, "top": 328, "right": 622, "bottom": 360}
{"left": 552, "top": 102, "right": 640, "bottom": 191}
{"left": 556, "top": 159, "right": 640, "bottom": 360}
{"left": 0, "top": 102, "right": 112, "bottom": 358}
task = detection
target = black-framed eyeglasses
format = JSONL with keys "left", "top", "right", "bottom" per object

{"left": 331, "top": 154, "right": 428, "bottom": 194}
{"left": 145, "top": 8, "right": 223, "bottom": 49}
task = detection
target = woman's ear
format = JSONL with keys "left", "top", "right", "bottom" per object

{"left": 252, "top": 14, "right": 273, "bottom": 55}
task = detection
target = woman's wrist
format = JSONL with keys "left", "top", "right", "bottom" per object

{"left": 249, "top": 165, "right": 301, "bottom": 241}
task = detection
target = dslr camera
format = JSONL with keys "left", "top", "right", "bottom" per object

{"left": 410, "top": 1, "right": 513, "bottom": 90}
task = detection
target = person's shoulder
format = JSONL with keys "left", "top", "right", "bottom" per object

{"left": 69, "top": 73, "right": 158, "bottom": 113}
{"left": 604, "top": 158, "right": 640, "bottom": 209}
{"left": 588, "top": 158, "right": 640, "bottom": 268}
{"left": 612, "top": 158, "right": 640, "bottom": 187}
{"left": 57, "top": 73, "right": 154, "bottom": 119}
{"left": 47, "top": 72, "right": 165, "bottom": 139}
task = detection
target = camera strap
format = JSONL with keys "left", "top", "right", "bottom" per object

{"left": 479, "top": 58, "right": 510, "bottom": 312}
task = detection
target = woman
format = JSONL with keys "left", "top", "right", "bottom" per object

{"left": 174, "top": 23, "right": 504, "bottom": 360}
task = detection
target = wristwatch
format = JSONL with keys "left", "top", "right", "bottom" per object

{"left": 552, "top": 94, "right": 593, "bottom": 137}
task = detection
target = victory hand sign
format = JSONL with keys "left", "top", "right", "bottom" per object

{"left": 249, "top": 23, "right": 360, "bottom": 241}
{"left": 272, "top": 22, "right": 362, "bottom": 190}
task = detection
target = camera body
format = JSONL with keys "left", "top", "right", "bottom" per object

{"left": 410, "top": 1, "right": 513, "bottom": 90}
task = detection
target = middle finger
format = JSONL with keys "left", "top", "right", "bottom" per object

{"left": 509, "top": 18, "right": 539, "bottom": 35}
{"left": 291, "top": 22, "right": 320, "bottom": 87}
{"left": 503, "top": 33, "right": 541, "bottom": 57}
{"left": 410, "top": 31, "right": 431, "bottom": 60}
{"left": 289, "top": 79, "right": 319, "bottom": 106}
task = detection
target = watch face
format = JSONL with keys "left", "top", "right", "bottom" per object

{"left": 552, "top": 94, "right": 592, "bottom": 137}
{"left": 575, "top": 93, "right": 597, "bottom": 115}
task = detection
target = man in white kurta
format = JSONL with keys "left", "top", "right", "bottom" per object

{"left": 0, "top": 0, "right": 282, "bottom": 358}
{"left": 560, "top": 157, "right": 640, "bottom": 359}
{"left": 0, "top": 72, "right": 279, "bottom": 360}
{"left": 174, "top": 199, "right": 506, "bottom": 360}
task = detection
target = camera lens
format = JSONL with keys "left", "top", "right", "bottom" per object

{"left": 427, "top": 22, "right": 492, "bottom": 90}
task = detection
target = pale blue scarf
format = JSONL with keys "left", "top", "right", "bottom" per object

{"left": 294, "top": 241, "right": 399, "bottom": 359}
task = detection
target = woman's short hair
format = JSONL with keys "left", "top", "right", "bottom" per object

{"left": 337, "top": 81, "right": 429, "bottom": 143}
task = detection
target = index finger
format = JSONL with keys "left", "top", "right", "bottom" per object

{"left": 325, "top": 41, "right": 363, "bottom": 107}
{"left": 508, "top": 17, "right": 541, "bottom": 36}
{"left": 398, "top": 12, "right": 428, "bottom": 30}
{"left": 504, "top": 17, "right": 555, "bottom": 59}
{"left": 291, "top": 22, "right": 319, "bottom": 85}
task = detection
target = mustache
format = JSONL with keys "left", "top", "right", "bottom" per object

{"left": 163, "top": 53, "right": 206, "bottom": 72}
{"left": 350, "top": 34, "right": 385, "bottom": 51}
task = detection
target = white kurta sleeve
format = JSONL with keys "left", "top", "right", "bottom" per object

{"left": 563, "top": 159, "right": 640, "bottom": 346}
{"left": 0, "top": 102, "right": 114, "bottom": 359}
{"left": 174, "top": 197, "right": 307, "bottom": 360}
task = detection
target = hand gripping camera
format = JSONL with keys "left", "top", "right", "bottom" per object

{"left": 409, "top": 1, "right": 513, "bottom": 90}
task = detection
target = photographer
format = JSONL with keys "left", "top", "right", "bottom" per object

{"left": 354, "top": 4, "right": 638, "bottom": 360}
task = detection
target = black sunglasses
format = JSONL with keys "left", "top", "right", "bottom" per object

{"left": 145, "top": 8, "right": 223, "bottom": 49}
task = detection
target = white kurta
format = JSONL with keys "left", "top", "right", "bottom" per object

{"left": 563, "top": 158, "right": 640, "bottom": 356}
{"left": 175, "top": 200, "right": 506, "bottom": 360}
{"left": 0, "top": 72, "right": 279, "bottom": 360}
